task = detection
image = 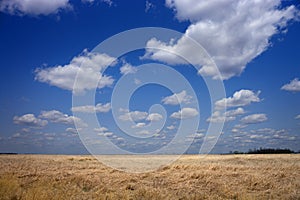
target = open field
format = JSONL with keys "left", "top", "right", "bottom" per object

{"left": 0, "top": 154, "right": 299, "bottom": 200}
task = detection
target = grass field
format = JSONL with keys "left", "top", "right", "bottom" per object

{"left": 0, "top": 154, "right": 299, "bottom": 200}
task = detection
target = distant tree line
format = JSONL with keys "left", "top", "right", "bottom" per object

{"left": 248, "top": 148, "right": 295, "bottom": 154}
{"left": 229, "top": 148, "right": 297, "bottom": 154}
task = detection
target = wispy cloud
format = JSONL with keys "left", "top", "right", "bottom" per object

{"left": 72, "top": 103, "right": 111, "bottom": 113}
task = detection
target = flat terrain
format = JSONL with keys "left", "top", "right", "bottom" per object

{"left": 0, "top": 154, "right": 299, "bottom": 200}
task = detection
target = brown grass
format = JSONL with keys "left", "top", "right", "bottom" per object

{"left": 0, "top": 154, "right": 299, "bottom": 199}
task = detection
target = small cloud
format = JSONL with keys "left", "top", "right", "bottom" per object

{"left": 233, "top": 124, "right": 248, "bottom": 130}
{"left": 13, "top": 114, "right": 48, "bottom": 127}
{"left": 215, "top": 89, "right": 261, "bottom": 110}
{"left": 98, "top": 132, "right": 113, "bottom": 137}
{"left": 134, "top": 78, "right": 141, "bottom": 85}
{"left": 146, "top": 113, "right": 163, "bottom": 121}
{"left": 131, "top": 123, "right": 146, "bottom": 129}
{"left": 21, "top": 128, "right": 30, "bottom": 133}
{"left": 12, "top": 133, "right": 21, "bottom": 138}
{"left": 231, "top": 128, "right": 239, "bottom": 133}
{"left": 82, "top": 0, "right": 113, "bottom": 6}
{"left": 65, "top": 127, "right": 78, "bottom": 134}
{"left": 207, "top": 107, "right": 245, "bottom": 123}
{"left": 240, "top": 113, "right": 267, "bottom": 124}
{"left": 120, "top": 63, "right": 137, "bottom": 75}
{"left": 119, "top": 110, "right": 148, "bottom": 121}
{"left": 295, "top": 114, "right": 300, "bottom": 120}
{"left": 119, "top": 108, "right": 129, "bottom": 113}
{"left": 166, "top": 125, "right": 176, "bottom": 130}
{"left": 250, "top": 134, "right": 264, "bottom": 139}
{"left": 207, "top": 111, "right": 231, "bottom": 123}
{"left": 39, "top": 110, "right": 86, "bottom": 127}
{"left": 281, "top": 78, "right": 300, "bottom": 92}
{"left": 94, "top": 127, "right": 108, "bottom": 132}
{"left": 194, "top": 133, "right": 205, "bottom": 138}
{"left": 170, "top": 107, "right": 199, "bottom": 119}
{"left": 71, "top": 103, "right": 111, "bottom": 113}
{"left": 162, "top": 90, "right": 192, "bottom": 105}
{"left": 136, "top": 130, "right": 150, "bottom": 135}
{"left": 225, "top": 107, "right": 246, "bottom": 117}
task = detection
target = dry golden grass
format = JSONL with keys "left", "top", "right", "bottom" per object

{"left": 0, "top": 154, "right": 299, "bottom": 200}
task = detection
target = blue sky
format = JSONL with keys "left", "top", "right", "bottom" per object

{"left": 0, "top": 0, "right": 300, "bottom": 154}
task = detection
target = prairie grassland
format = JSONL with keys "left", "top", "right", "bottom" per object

{"left": 0, "top": 154, "right": 299, "bottom": 200}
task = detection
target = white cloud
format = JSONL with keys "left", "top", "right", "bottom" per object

{"left": 281, "top": 78, "right": 300, "bottom": 92}
{"left": 0, "top": 0, "right": 115, "bottom": 16}
{"left": 244, "top": 128, "right": 296, "bottom": 141}
{"left": 249, "top": 134, "right": 264, "bottom": 139}
{"left": 207, "top": 107, "right": 245, "bottom": 123}
{"left": 134, "top": 78, "right": 141, "bottom": 85}
{"left": 21, "top": 128, "right": 30, "bottom": 133}
{"left": 103, "top": 132, "right": 113, "bottom": 137}
{"left": 119, "top": 110, "right": 148, "bottom": 121}
{"left": 185, "top": 132, "right": 205, "bottom": 142}
{"left": 35, "top": 49, "right": 116, "bottom": 94}
{"left": 82, "top": 0, "right": 113, "bottom": 6}
{"left": 162, "top": 90, "right": 192, "bottom": 105}
{"left": 120, "top": 63, "right": 137, "bottom": 75}
{"left": 131, "top": 123, "right": 146, "bottom": 129}
{"left": 231, "top": 128, "right": 239, "bottom": 134}
{"left": 166, "top": 125, "right": 176, "bottom": 130}
{"left": 136, "top": 130, "right": 151, "bottom": 135}
{"left": 144, "top": 0, "right": 299, "bottom": 79}
{"left": 194, "top": 133, "right": 205, "bottom": 138}
{"left": 39, "top": 110, "right": 84, "bottom": 126}
{"left": 295, "top": 115, "right": 300, "bottom": 120}
{"left": 240, "top": 113, "right": 267, "bottom": 124}
{"left": 98, "top": 132, "right": 113, "bottom": 137}
{"left": 207, "top": 111, "right": 230, "bottom": 123}
{"left": 231, "top": 123, "right": 248, "bottom": 133}
{"left": 225, "top": 107, "right": 245, "bottom": 117}
{"left": 13, "top": 114, "right": 48, "bottom": 127}
{"left": 250, "top": 128, "right": 277, "bottom": 135}
{"left": 170, "top": 107, "right": 199, "bottom": 119}
{"left": 94, "top": 126, "right": 114, "bottom": 137}
{"left": 118, "top": 109, "right": 163, "bottom": 122}
{"left": 12, "top": 133, "right": 21, "bottom": 138}
{"left": 0, "top": 0, "right": 72, "bottom": 16}
{"left": 215, "top": 89, "right": 261, "bottom": 110}
{"left": 94, "top": 127, "right": 108, "bottom": 132}
{"left": 119, "top": 108, "right": 129, "bottom": 113}
{"left": 71, "top": 103, "right": 111, "bottom": 113}
{"left": 65, "top": 127, "right": 78, "bottom": 134}
{"left": 146, "top": 113, "right": 163, "bottom": 121}
{"left": 82, "top": 0, "right": 93, "bottom": 3}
